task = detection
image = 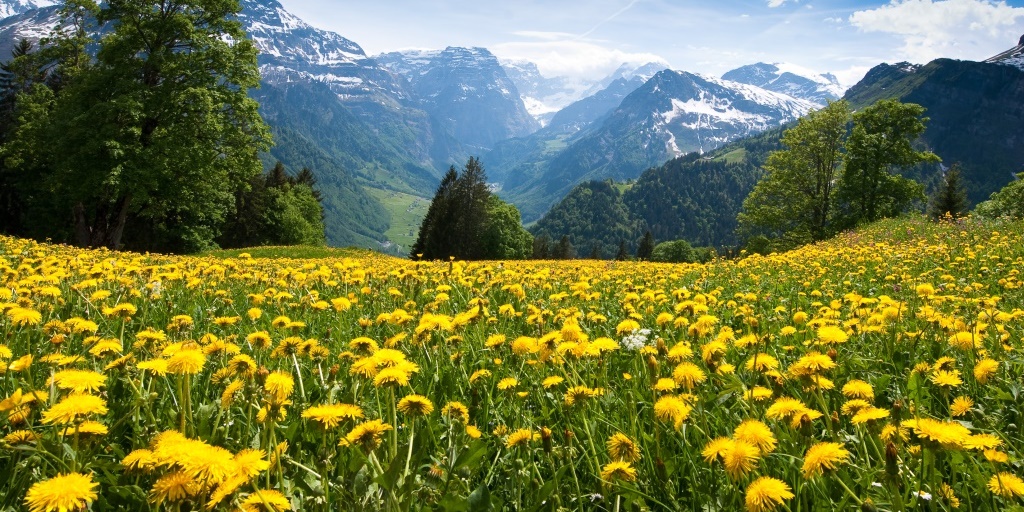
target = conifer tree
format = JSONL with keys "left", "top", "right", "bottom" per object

{"left": 637, "top": 231, "right": 655, "bottom": 260}
{"left": 532, "top": 234, "right": 550, "bottom": 259}
{"left": 554, "top": 235, "right": 575, "bottom": 260}
{"left": 928, "top": 163, "right": 968, "bottom": 219}
{"left": 411, "top": 167, "right": 458, "bottom": 259}
{"left": 615, "top": 240, "right": 629, "bottom": 261}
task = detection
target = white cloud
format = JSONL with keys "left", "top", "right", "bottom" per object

{"left": 492, "top": 39, "right": 668, "bottom": 79}
{"left": 767, "top": 0, "right": 790, "bottom": 7}
{"left": 831, "top": 65, "right": 874, "bottom": 89}
{"left": 850, "top": 0, "right": 1024, "bottom": 63}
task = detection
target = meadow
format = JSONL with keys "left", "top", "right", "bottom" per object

{"left": 1, "top": 216, "right": 1023, "bottom": 511}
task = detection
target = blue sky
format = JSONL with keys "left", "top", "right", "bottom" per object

{"left": 283, "top": 0, "right": 1024, "bottom": 86}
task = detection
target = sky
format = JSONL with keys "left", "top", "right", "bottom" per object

{"left": 282, "top": 0, "right": 1024, "bottom": 87}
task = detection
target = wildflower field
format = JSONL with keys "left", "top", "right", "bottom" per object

{"left": 2, "top": 216, "right": 1023, "bottom": 511}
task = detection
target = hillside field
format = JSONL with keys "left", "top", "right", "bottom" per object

{"left": 1, "top": 216, "right": 1023, "bottom": 511}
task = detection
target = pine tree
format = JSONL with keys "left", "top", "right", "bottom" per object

{"left": 554, "top": 235, "right": 575, "bottom": 259}
{"left": 532, "top": 234, "right": 550, "bottom": 259}
{"left": 411, "top": 167, "right": 458, "bottom": 259}
{"left": 615, "top": 240, "right": 629, "bottom": 261}
{"left": 637, "top": 231, "right": 655, "bottom": 260}
{"left": 588, "top": 244, "right": 601, "bottom": 260}
{"left": 928, "top": 163, "right": 968, "bottom": 219}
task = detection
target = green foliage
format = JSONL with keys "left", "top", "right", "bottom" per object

{"left": 738, "top": 101, "right": 850, "bottom": 244}
{"left": 834, "top": 99, "right": 936, "bottom": 228}
{"left": 217, "top": 162, "right": 325, "bottom": 248}
{"left": 0, "top": 0, "right": 271, "bottom": 253}
{"left": 741, "top": 99, "right": 935, "bottom": 246}
{"left": 928, "top": 163, "right": 969, "bottom": 219}
{"left": 481, "top": 196, "right": 532, "bottom": 260}
{"left": 530, "top": 180, "right": 644, "bottom": 259}
{"left": 975, "top": 173, "right": 1024, "bottom": 220}
{"left": 636, "top": 230, "right": 654, "bottom": 260}
{"left": 651, "top": 240, "right": 693, "bottom": 263}
{"left": 413, "top": 158, "right": 530, "bottom": 260}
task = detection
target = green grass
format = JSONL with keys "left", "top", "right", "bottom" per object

{"left": 366, "top": 187, "right": 431, "bottom": 253}
{"left": 201, "top": 245, "right": 378, "bottom": 259}
{"left": 714, "top": 147, "right": 747, "bottom": 164}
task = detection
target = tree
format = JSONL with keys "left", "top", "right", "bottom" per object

{"left": 553, "top": 235, "right": 575, "bottom": 260}
{"left": 480, "top": 196, "right": 532, "bottom": 260}
{"left": 651, "top": 240, "right": 694, "bottom": 263}
{"left": 637, "top": 231, "right": 655, "bottom": 260}
{"left": 615, "top": 240, "right": 629, "bottom": 261}
{"left": 1, "top": 0, "right": 271, "bottom": 252}
{"left": 928, "top": 163, "right": 968, "bottom": 219}
{"left": 738, "top": 100, "right": 850, "bottom": 244}
{"left": 412, "top": 157, "right": 528, "bottom": 260}
{"left": 975, "top": 172, "right": 1024, "bottom": 220}
{"left": 411, "top": 167, "right": 458, "bottom": 259}
{"left": 532, "top": 234, "right": 551, "bottom": 259}
{"left": 835, "top": 99, "right": 937, "bottom": 227}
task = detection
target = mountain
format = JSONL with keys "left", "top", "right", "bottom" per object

{"left": 376, "top": 47, "right": 538, "bottom": 152}
{"left": 498, "top": 59, "right": 592, "bottom": 125}
{"left": 984, "top": 33, "right": 1024, "bottom": 70}
{"left": 530, "top": 129, "right": 784, "bottom": 254}
{"left": 722, "top": 62, "right": 843, "bottom": 105}
{"left": 844, "top": 52, "right": 1024, "bottom": 204}
{"left": 488, "top": 68, "right": 816, "bottom": 222}
{"left": 0, "top": 0, "right": 50, "bottom": 19}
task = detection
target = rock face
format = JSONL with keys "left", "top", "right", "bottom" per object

{"left": 721, "top": 62, "right": 844, "bottom": 105}
{"left": 378, "top": 47, "right": 538, "bottom": 152}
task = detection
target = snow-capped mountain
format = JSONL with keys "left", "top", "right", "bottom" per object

{"left": 721, "top": 62, "right": 844, "bottom": 105}
{"left": 0, "top": 0, "right": 51, "bottom": 19}
{"left": 984, "top": 33, "right": 1024, "bottom": 71}
{"left": 489, "top": 68, "right": 817, "bottom": 221}
{"left": 499, "top": 60, "right": 668, "bottom": 126}
{"left": 377, "top": 47, "right": 538, "bottom": 151}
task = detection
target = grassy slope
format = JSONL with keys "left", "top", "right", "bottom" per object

{"left": 365, "top": 187, "right": 431, "bottom": 253}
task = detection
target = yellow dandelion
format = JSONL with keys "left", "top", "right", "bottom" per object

{"left": 600, "top": 461, "right": 637, "bottom": 482}
{"left": 41, "top": 394, "right": 108, "bottom": 425}
{"left": 988, "top": 472, "right": 1024, "bottom": 498}
{"left": 497, "top": 377, "right": 519, "bottom": 390}
{"left": 974, "top": 358, "right": 998, "bottom": 384}
{"left": 654, "top": 394, "right": 692, "bottom": 429}
{"left": 816, "top": 325, "right": 848, "bottom": 345}
{"left": 341, "top": 419, "right": 393, "bottom": 451}
{"left": 48, "top": 369, "right": 106, "bottom": 394}
{"left": 24, "top": 472, "right": 98, "bottom": 512}
{"left": 723, "top": 439, "right": 760, "bottom": 479}
{"left": 441, "top": 401, "right": 470, "bottom": 423}
{"left": 397, "top": 394, "right": 435, "bottom": 417}
{"left": 166, "top": 349, "right": 205, "bottom": 375}
{"left": 302, "top": 403, "right": 364, "bottom": 428}
{"left": 745, "top": 476, "right": 794, "bottom": 512}
{"left": 506, "top": 428, "right": 538, "bottom": 448}
{"left": 802, "top": 442, "right": 851, "bottom": 478}
{"left": 240, "top": 489, "right": 292, "bottom": 511}
{"left": 606, "top": 432, "right": 641, "bottom": 462}
{"left": 841, "top": 380, "right": 874, "bottom": 400}
{"left": 734, "top": 419, "right": 777, "bottom": 454}
{"left": 950, "top": 396, "right": 974, "bottom": 417}
{"left": 542, "top": 375, "right": 564, "bottom": 388}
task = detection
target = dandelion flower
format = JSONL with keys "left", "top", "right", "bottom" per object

{"left": 851, "top": 407, "right": 890, "bottom": 425}
{"left": 166, "top": 349, "right": 205, "bottom": 375}
{"left": 600, "top": 461, "right": 637, "bottom": 482}
{"left": 654, "top": 395, "right": 692, "bottom": 430}
{"left": 505, "top": 428, "right": 538, "bottom": 448}
{"left": 497, "top": 377, "right": 518, "bottom": 390}
{"left": 816, "top": 326, "right": 848, "bottom": 345}
{"left": 441, "top": 401, "right": 470, "bottom": 423}
{"left": 48, "top": 369, "right": 106, "bottom": 394}
{"left": 542, "top": 375, "right": 564, "bottom": 388}
{"left": 802, "top": 442, "right": 851, "bottom": 478}
{"left": 723, "top": 439, "right": 760, "bottom": 479}
{"left": 673, "top": 362, "right": 706, "bottom": 389}
{"left": 930, "top": 370, "right": 963, "bottom": 388}
{"left": 974, "top": 358, "right": 998, "bottom": 384}
{"left": 341, "top": 419, "right": 393, "bottom": 451}
{"left": 745, "top": 476, "right": 794, "bottom": 512}
{"left": 302, "top": 403, "right": 364, "bottom": 428}
{"left": 734, "top": 419, "right": 777, "bottom": 454}
{"left": 606, "top": 433, "right": 641, "bottom": 462}
{"left": 41, "top": 394, "right": 108, "bottom": 425}
{"left": 373, "top": 366, "right": 412, "bottom": 387}
{"left": 240, "top": 489, "right": 292, "bottom": 511}
{"left": 988, "top": 472, "right": 1024, "bottom": 498}
{"left": 24, "top": 472, "right": 98, "bottom": 512}
{"left": 397, "top": 395, "right": 434, "bottom": 417}
{"left": 263, "top": 371, "right": 295, "bottom": 403}
{"left": 950, "top": 396, "right": 974, "bottom": 417}
{"left": 841, "top": 380, "right": 874, "bottom": 400}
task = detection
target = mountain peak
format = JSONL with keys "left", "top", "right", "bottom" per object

{"left": 721, "top": 62, "right": 843, "bottom": 105}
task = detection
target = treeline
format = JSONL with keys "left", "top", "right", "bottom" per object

{"left": 0, "top": 1, "right": 325, "bottom": 254}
